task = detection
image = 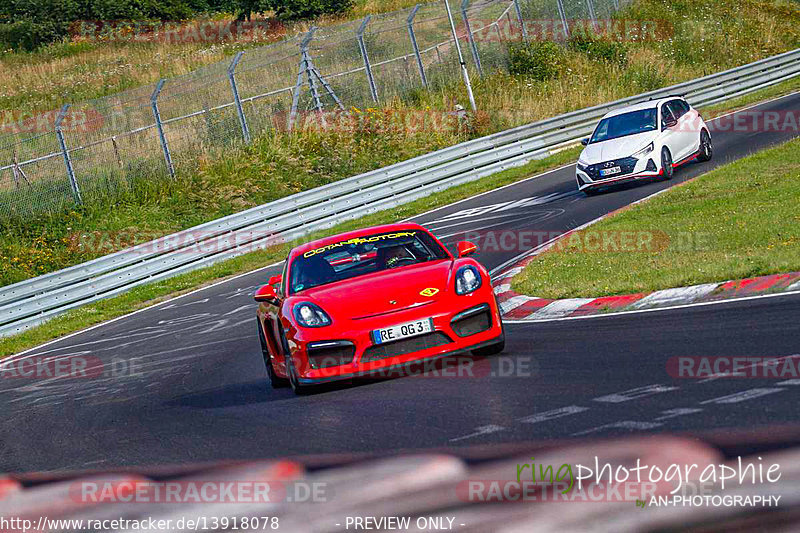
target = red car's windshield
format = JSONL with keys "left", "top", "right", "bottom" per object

{"left": 289, "top": 230, "right": 448, "bottom": 294}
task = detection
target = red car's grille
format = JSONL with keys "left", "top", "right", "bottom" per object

{"left": 307, "top": 341, "right": 356, "bottom": 369}
{"left": 360, "top": 332, "right": 452, "bottom": 362}
{"left": 451, "top": 306, "right": 492, "bottom": 337}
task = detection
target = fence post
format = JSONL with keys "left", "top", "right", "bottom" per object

{"left": 228, "top": 51, "right": 251, "bottom": 143}
{"left": 150, "top": 79, "right": 175, "bottom": 179}
{"left": 289, "top": 29, "right": 313, "bottom": 131}
{"left": 586, "top": 0, "right": 598, "bottom": 31}
{"left": 612, "top": 0, "right": 619, "bottom": 10}
{"left": 512, "top": 0, "right": 528, "bottom": 41}
{"left": 460, "top": 0, "right": 483, "bottom": 76}
{"left": 407, "top": 5, "right": 428, "bottom": 87}
{"left": 556, "top": 0, "right": 570, "bottom": 40}
{"left": 357, "top": 16, "right": 379, "bottom": 103}
{"left": 54, "top": 104, "right": 82, "bottom": 205}
{"left": 444, "top": 0, "right": 476, "bottom": 112}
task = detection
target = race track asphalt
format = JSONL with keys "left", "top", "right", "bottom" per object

{"left": 1, "top": 91, "right": 798, "bottom": 474}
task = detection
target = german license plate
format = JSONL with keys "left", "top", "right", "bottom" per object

{"left": 372, "top": 318, "right": 433, "bottom": 345}
{"left": 600, "top": 166, "right": 622, "bottom": 177}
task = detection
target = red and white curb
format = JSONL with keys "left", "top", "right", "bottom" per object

{"left": 494, "top": 269, "right": 800, "bottom": 322}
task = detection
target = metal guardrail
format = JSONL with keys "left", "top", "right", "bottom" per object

{"left": 1, "top": 48, "right": 799, "bottom": 337}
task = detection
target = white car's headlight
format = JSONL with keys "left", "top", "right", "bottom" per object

{"left": 455, "top": 265, "right": 482, "bottom": 295}
{"left": 577, "top": 159, "right": 590, "bottom": 171}
{"left": 631, "top": 142, "right": 654, "bottom": 159}
{"left": 293, "top": 302, "right": 332, "bottom": 327}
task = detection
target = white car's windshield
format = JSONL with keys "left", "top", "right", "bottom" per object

{"left": 590, "top": 108, "right": 658, "bottom": 143}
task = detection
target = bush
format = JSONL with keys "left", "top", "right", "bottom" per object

{"left": 0, "top": 0, "right": 229, "bottom": 51}
{"left": 236, "top": 0, "right": 353, "bottom": 21}
{"left": 0, "top": 0, "right": 79, "bottom": 50}
{"left": 568, "top": 30, "right": 628, "bottom": 65}
{"left": 507, "top": 41, "right": 564, "bottom": 81}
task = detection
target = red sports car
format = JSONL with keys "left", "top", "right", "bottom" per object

{"left": 254, "top": 222, "right": 505, "bottom": 393}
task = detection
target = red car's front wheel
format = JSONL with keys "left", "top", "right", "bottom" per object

{"left": 257, "top": 319, "right": 288, "bottom": 389}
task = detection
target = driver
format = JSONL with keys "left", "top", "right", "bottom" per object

{"left": 380, "top": 245, "right": 415, "bottom": 269}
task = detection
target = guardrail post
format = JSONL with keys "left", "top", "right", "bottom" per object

{"left": 444, "top": 0, "right": 477, "bottom": 112}
{"left": 556, "top": 0, "right": 570, "bottom": 40}
{"left": 228, "top": 51, "right": 251, "bottom": 143}
{"left": 150, "top": 79, "right": 175, "bottom": 178}
{"left": 512, "top": 0, "right": 528, "bottom": 41}
{"left": 407, "top": 5, "right": 428, "bottom": 87}
{"left": 54, "top": 104, "right": 82, "bottom": 205}
{"left": 357, "top": 16, "right": 379, "bottom": 103}
{"left": 461, "top": 0, "right": 484, "bottom": 76}
{"left": 612, "top": 0, "right": 619, "bottom": 10}
{"left": 586, "top": 0, "right": 598, "bottom": 31}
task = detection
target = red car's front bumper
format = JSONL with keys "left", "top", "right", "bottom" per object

{"left": 289, "top": 291, "right": 503, "bottom": 384}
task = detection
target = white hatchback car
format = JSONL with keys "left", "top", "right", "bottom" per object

{"left": 576, "top": 96, "right": 712, "bottom": 195}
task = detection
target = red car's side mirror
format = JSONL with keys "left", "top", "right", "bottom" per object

{"left": 254, "top": 284, "right": 279, "bottom": 303}
{"left": 457, "top": 241, "right": 478, "bottom": 257}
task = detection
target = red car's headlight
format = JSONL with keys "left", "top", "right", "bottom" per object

{"left": 455, "top": 265, "right": 482, "bottom": 295}
{"left": 293, "top": 302, "right": 332, "bottom": 328}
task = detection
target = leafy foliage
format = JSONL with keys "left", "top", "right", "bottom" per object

{"left": 506, "top": 40, "right": 564, "bottom": 81}
{"left": 0, "top": 0, "right": 352, "bottom": 50}
{"left": 568, "top": 29, "right": 628, "bottom": 66}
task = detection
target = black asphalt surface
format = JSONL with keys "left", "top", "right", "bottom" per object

{"left": 1, "top": 92, "right": 799, "bottom": 475}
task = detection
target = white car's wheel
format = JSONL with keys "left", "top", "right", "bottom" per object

{"left": 661, "top": 147, "right": 674, "bottom": 180}
{"left": 697, "top": 130, "right": 713, "bottom": 162}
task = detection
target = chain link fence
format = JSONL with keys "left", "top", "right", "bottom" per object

{"left": 0, "top": 0, "right": 630, "bottom": 220}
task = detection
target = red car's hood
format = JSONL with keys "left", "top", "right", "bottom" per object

{"left": 299, "top": 259, "right": 455, "bottom": 320}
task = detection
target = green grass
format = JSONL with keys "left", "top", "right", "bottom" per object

{"left": 0, "top": 146, "right": 580, "bottom": 358}
{"left": 511, "top": 137, "right": 800, "bottom": 300}
{"left": 1, "top": 0, "right": 799, "bottom": 286}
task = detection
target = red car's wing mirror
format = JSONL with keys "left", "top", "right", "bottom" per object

{"left": 457, "top": 241, "right": 478, "bottom": 257}
{"left": 254, "top": 284, "right": 279, "bottom": 303}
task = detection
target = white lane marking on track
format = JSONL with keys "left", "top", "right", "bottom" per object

{"left": 428, "top": 209, "right": 556, "bottom": 233}
{"left": 593, "top": 384, "right": 679, "bottom": 403}
{"left": 630, "top": 283, "right": 720, "bottom": 309}
{"left": 224, "top": 304, "right": 256, "bottom": 316}
{"left": 572, "top": 420, "right": 663, "bottom": 437}
{"left": 449, "top": 424, "right": 505, "bottom": 442}
{"left": 527, "top": 298, "right": 594, "bottom": 319}
{"left": 408, "top": 163, "right": 577, "bottom": 223}
{"left": 428, "top": 192, "right": 576, "bottom": 227}
{"left": 436, "top": 211, "right": 562, "bottom": 239}
{"left": 654, "top": 408, "right": 703, "bottom": 421}
{"left": 519, "top": 405, "right": 589, "bottom": 424}
{"left": 699, "top": 388, "right": 784, "bottom": 404}
{"left": 777, "top": 379, "right": 800, "bottom": 385}
{"left": 502, "top": 290, "right": 800, "bottom": 324}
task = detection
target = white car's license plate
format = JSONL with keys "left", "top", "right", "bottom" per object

{"left": 600, "top": 166, "right": 622, "bottom": 177}
{"left": 372, "top": 318, "right": 433, "bottom": 345}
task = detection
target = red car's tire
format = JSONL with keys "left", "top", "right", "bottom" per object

{"left": 257, "top": 319, "right": 289, "bottom": 389}
{"left": 279, "top": 323, "right": 314, "bottom": 395}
